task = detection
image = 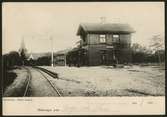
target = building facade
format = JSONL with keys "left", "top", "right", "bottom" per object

{"left": 68, "top": 23, "right": 135, "bottom": 66}
{"left": 53, "top": 48, "right": 72, "bottom": 66}
{"left": 54, "top": 53, "right": 66, "bottom": 66}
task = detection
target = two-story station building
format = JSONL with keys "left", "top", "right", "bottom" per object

{"left": 66, "top": 23, "right": 135, "bottom": 66}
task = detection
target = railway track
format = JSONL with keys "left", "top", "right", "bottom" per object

{"left": 23, "top": 66, "right": 62, "bottom": 97}
{"left": 23, "top": 67, "right": 32, "bottom": 97}
{"left": 33, "top": 66, "right": 58, "bottom": 78}
{"left": 35, "top": 68, "right": 62, "bottom": 96}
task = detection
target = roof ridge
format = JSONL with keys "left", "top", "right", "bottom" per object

{"left": 77, "top": 23, "right": 135, "bottom": 35}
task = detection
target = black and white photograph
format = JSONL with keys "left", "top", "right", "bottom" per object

{"left": 2, "top": 2, "right": 165, "bottom": 115}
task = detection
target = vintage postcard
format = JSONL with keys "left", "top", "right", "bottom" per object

{"left": 2, "top": 2, "right": 165, "bottom": 115}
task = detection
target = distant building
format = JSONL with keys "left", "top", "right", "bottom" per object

{"left": 54, "top": 48, "right": 72, "bottom": 66}
{"left": 66, "top": 23, "right": 135, "bottom": 66}
{"left": 28, "top": 53, "right": 34, "bottom": 60}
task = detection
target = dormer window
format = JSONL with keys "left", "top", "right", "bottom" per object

{"left": 112, "top": 34, "right": 120, "bottom": 43}
{"left": 99, "top": 35, "right": 106, "bottom": 43}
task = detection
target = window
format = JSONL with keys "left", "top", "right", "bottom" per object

{"left": 112, "top": 34, "right": 120, "bottom": 43}
{"left": 113, "top": 34, "right": 119, "bottom": 38}
{"left": 99, "top": 35, "right": 106, "bottom": 43}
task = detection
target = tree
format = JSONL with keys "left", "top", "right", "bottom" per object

{"left": 36, "top": 56, "right": 51, "bottom": 66}
{"left": 149, "top": 34, "right": 164, "bottom": 65}
{"left": 131, "top": 43, "right": 145, "bottom": 63}
{"left": 131, "top": 43, "right": 142, "bottom": 52}
{"left": 20, "top": 49, "right": 27, "bottom": 65}
{"left": 3, "top": 51, "right": 22, "bottom": 70}
{"left": 131, "top": 43, "right": 154, "bottom": 63}
{"left": 8, "top": 51, "right": 21, "bottom": 66}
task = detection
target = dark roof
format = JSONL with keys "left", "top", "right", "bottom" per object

{"left": 54, "top": 48, "right": 73, "bottom": 55}
{"left": 77, "top": 23, "right": 135, "bottom": 35}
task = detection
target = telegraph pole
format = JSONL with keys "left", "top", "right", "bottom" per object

{"left": 100, "top": 16, "right": 106, "bottom": 24}
{"left": 64, "top": 54, "right": 67, "bottom": 66}
{"left": 50, "top": 36, "right": 54, "bottom": 67}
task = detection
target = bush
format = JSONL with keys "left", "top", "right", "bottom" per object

{"left": 36, "top": 56, "right": 51, "bottom": 66}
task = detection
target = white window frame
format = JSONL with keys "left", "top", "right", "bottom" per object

{"left": 112, "top": 34, "right": 120, "bottom": 43}
{"left": 99, "top": 34, "right": 106, "bottom": 43}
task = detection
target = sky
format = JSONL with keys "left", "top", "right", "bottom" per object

{"left": 2, "top": 2, "right": 164, "bottom": 54}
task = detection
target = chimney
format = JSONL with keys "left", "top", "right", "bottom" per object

{"left": 100, "top": 17, "right": 106, "bottom": 24}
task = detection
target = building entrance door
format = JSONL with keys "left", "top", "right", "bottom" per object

{"left": 107, "top": 50, "right": 114, "bottom": 65}
{"left": 100, "top": 50, "right": 107, "bottom": 65}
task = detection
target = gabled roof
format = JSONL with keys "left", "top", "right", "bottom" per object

{"left": 77, "top": 23, "right": 135, "bottom": 35}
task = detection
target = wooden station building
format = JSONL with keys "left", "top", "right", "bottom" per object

{"left": 59, "top": 23, "right": 135, "bottom": 66}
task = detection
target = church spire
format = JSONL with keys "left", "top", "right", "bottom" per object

{"left": 19, "top": 38, "right": 27, "bottom": 54}
{"left": 19, "top": 38, "right": 28, "bottom": 65}
{"left": 20, "top": 38, "right": 26, "bottom": 50}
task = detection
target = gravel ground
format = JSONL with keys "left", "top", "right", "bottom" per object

{"left": 3, "top": 67, "right": 60, "bottom": 97}
{"left": 42, "top": 65, "right": 165, "bottom": 96}
{"left": 28, "top": 68, "right": 60, "bottom": 97}
{"left": 3, "top": 65, "right": 165, "bottom": 97}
